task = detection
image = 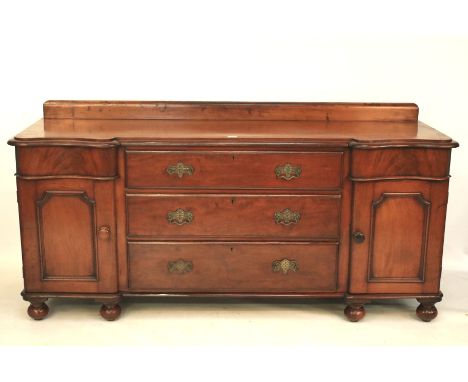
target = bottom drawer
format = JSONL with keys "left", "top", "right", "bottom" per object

{"left": 128, "top": 242, "right": 338, "bottom": 292}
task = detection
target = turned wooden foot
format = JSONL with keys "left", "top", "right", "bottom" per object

{"left": 99, "top": 303, "right": 121, "bottom": 321}
{"left": 344, "top": 304, "right": 366, "bottom": 322}
{"left": 416, "top": 297, "right": 440, "bottom": 322}
{"left": 27, "top": 298, "right": 49, "bottom": 320}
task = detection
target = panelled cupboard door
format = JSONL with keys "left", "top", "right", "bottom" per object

{"left": 349, "top": 180, "right": 449, "bottom": 294}
{"left": 17, "top": 179, "right": 118, "bottom": 293}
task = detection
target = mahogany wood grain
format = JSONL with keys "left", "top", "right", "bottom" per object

{"left": 126, "top": 194, "right": 341, "bottom": 241}
{"left": 43, "top": 101, "right": 419, "bottom": 122}
{"left": 37, "top": 190, "right": 97, "bottom": 280}
{"left": 349, "top": 180, "right": 449, "bottom": 294}
{"left": 337, "top": 150, "right": 352, "bottom": 294}
{"left": 126, "top": 150, "right": 342, "bottom": 190}
{"left": 351, "top": 148, "right": 451, "bottom": 179}
{"left": 10, "top": 119, "right": 457, "bottom": 148}
{"left": 8, "top": 101, "right": 458, "bottom": 321}
{"left": 17, "top": 179, "right": 118, "bottom": 293}
{"left": 127, "top": 242, "right": 339, "bottom": 292}
{"left": 115, "top": 148, "right": 129, "bottom": 291}
{"left": 22, "top": 290, "right": 344, "bottom": 299}
{"left": 16, "top": 146, "right": 117, "bottom": 178}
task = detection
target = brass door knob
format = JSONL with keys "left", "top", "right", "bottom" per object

{"left": 352, "top": 231, "right": 365, "bottom": 243}
{"left": 98, "top": 226, "right": 111, "bottom": 240}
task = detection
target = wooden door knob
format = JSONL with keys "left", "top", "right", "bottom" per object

{"left": 98, "top": 226, "right": 111, "bottom": 240}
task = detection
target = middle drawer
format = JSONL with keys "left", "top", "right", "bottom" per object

{"left": 127, "top": 194, "right": 340, "bottom": 240}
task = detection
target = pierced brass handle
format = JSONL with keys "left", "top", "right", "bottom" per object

{"left": 352, "top": 231, "right": 365, "bottom": 243}
{"left": 274, "top": 208, "right": 301, "bottom": 225}
{"left": 272, "top": 259, "right": 298, "bottom": 274}
{"left": 97, "top": 226, "right": 110, "bottom": 240}
{"left": 275, "top": 163, "right": 302, "bottom": 180}
{"left": 166, "top": 162, "right": 194, "bottom": 178}
{"left": 168, "top": 259, "right": 193, "bottom": 274}
{"left": 167, "top": 209, "right": 193, "bottom": 225}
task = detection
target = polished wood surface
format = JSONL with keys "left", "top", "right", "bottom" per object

{"left": 17, "top": 179, "right": 118, "bottom": 293}
{"left": 349, "top": 180, "right": 449, "bottom": 294}
{"left": 10, "top": 119, "right": 456, "bottom": 148}
{"left": 16, "top": 146, "right": 117, "bottom": 179}
{"left": 126, "top": 194, "right": 340, "bottom": 240}
{"left": 26, "top": 298, "right": 49, "bottom": 320}
{"left": 8, "top": 101, "right": 457, "bottom": 321}
{"left": 43, "top": 101, "right": 420, "bottom": 122}
{"left": 128, "top": 242, "right": 338, "bottom": 292}
{"left": 351, "top": 148, "right": 451, "bottom": 179}
{"left": 126, "top": 150, "right": 342, "bottom": 190}
{"left": 37, "top": 190, "right": 97, "bottom": 280}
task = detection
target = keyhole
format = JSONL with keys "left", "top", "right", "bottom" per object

{"left": 231, "top": 198, "right": 235, "bottom": 204}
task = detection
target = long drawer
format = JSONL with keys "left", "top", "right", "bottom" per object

{"left": 128, "top": 242, "right": 339, "bottom": 292}
{"left": 126, "top": 150, "right": 343, "bottom": 190}
{"left": 127, "top": 194, "right": 341, "bottom": 240}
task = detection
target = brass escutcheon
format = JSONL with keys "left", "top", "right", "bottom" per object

{"left": 274, "top": 208, "right": 301, "bottom": 225}
{"left": 275, "top": 163, "right": 301, "bottom": 180}
{"left": 168, "top": 259, "right": 193, "bottom": 274}
{"left": 167, "top": 209, "right": 193, "bottom": 225}
{"left": 167, "top": 162, "right": 194, "bottom": 178}
{"left": 272, "top": 259, "right": 298, "bottom": 274}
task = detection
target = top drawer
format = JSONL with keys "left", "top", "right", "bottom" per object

{"left": 16, "top": 146, "right": 117, "bottom": 178}
{"left": 351, "top": 148, "right": 451, "bottom": 180}
{"left": 126, "top": 150, "right": 343, "bottom": 190}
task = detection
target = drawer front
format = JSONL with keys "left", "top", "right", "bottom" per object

{"left": 16, "top": 146, "right": 117, "bottom": 178}
{"left": 351, "top": 148, "right": 450, "bottom": 179}
{"left": 127, "top": 194, "right": 340, "bottom": 240}
{"left": 126, "top": 151, "right": 342, "bottom": 189}
{"left": 128, "top": 242, "right": 338, "bottom": 292}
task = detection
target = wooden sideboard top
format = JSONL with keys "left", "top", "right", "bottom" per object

{"left": 9, "top": 101, "right": 458, "bottom": 148}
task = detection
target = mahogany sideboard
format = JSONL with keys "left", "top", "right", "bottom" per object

{"left": 8, "top": 101, "right": 458, "bottom": 322}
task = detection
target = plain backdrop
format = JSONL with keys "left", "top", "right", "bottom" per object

{"left": 0, "top": 0, "right": 467, "bottom": 380}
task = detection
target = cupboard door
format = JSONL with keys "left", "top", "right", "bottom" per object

{"left": 349, "top": 180, "right": 449, "bottom": 294}
{"left": 18, "top": 179, "right": 117, "bottom": 293}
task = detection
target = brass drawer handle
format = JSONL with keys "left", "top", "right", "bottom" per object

{"left": 274, "top": 208, "right": 301, "bottom": 225}
{"left": 168, "top": 259, "right": 193, "bottom": 274}
{"left": 272, "top": 259, "right": 298, "bottom": 274}
{"left": 166, "top": 162, "right": 194, "bottom": 178}
{"left": 167, "top": 209, "right": 193, "bottom": 225}
{"left": 275, "top": 163, "right": 301, "bottom": 180}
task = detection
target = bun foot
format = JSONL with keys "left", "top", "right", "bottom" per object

{"left": 100, "top": 304, "right": 121, "bottom": 321}
{"left": 416, "top": 301, "right": 438, "bottom": 322}
{"left": 27, "top": 301, "right": 49, "bottom": 320}
{"left": 416, "top": 296, "right": 441, "bottom": 322}
{"left": 344, "top": 304, "right": 366, "bottom": 322}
